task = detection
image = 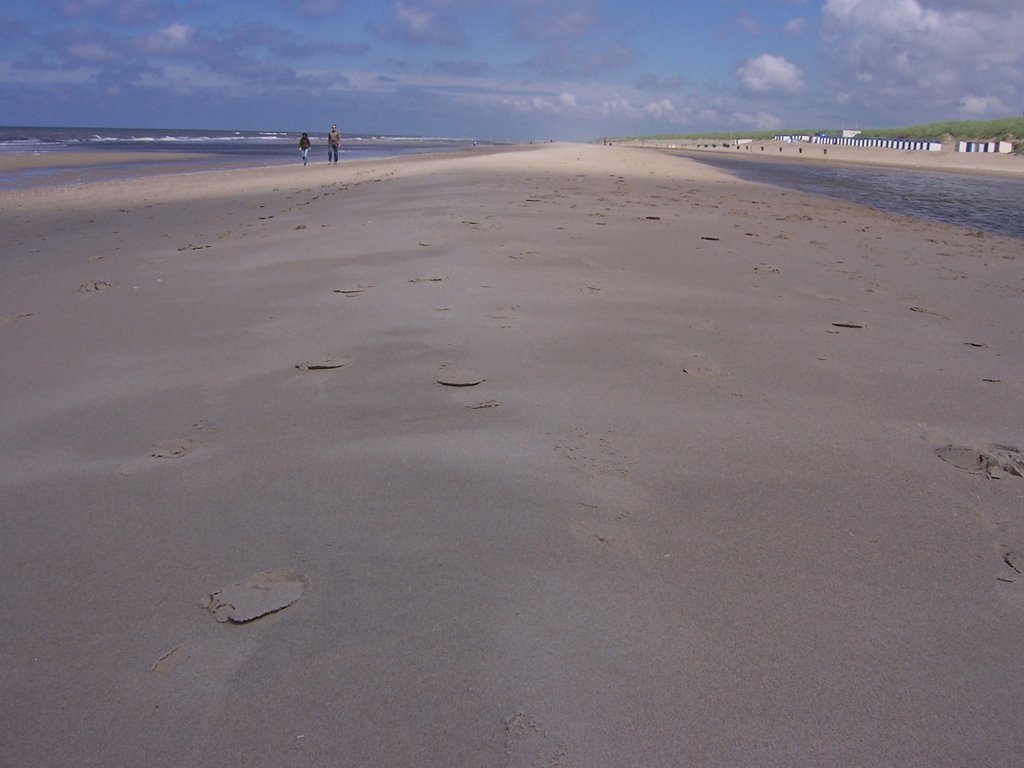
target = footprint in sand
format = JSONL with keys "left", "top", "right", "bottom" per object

{"left": 935, "top": 444, "right": 1024, "bottom": 480}
{"left": 909, "top": 306, "right": 949, "bottom": 319}
{"left": 1, "top": 313, "right": 33, "bottom": 327}
{"left": 150, "top": 438, "right": 195, "bottom": 459}
{"left": 490, "top": 304, "right": 520, "bottom": 318}
{"left": 332, "top": 283, "right": 376, "bottom": 297}
{"left": 682, "top": 365, "right": 721, "bottom": 380}
{"left": 295, "top": 356, "right": 351, "bottom": 371}
{"left": 502, "top": 711, "right": 567, "bottom": 768}
{"left": 831, "top": 321, "right": 866, "bottom": 329}
{"left": 553, "top": 428, "right": 639, "bottom": 481}
{"left": 119, "top": 425, "right": 205, "bottom": 476}
{"left": 78, "top": 280, "right": 114, "bottom": 293}
{"left": 201, "top": 569, "right": 310, "bottom": 624}
{"left": 151, "top": 644, "right": 184, "bottom": 674}
{"left": 997, "top": 550, "right": 1022, "bottom": 584}
{"left": 488, "top": 304, "right": 519, "bottom": 328}
{"left": 996, "top": 550, "right": 1024, "bottom": 609}
{"left": 436, "top": 368, "right": 486, "bottom": 387}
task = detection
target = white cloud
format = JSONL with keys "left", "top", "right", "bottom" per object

{"left": 518, "top": 90, "right": 581, "bottom": 115}
{"left": 599, "top": 96, "right": 642, "bottom": 120}
{"left": 159, "top": 22, "right": 192, "bottom": 44}
{"left": 644, "top": 99, "right": 675, "bottom": 119}
{"left": 784, "top": 17, "right": 805, "bottom": 35}
{"left": 529, "top": 95, "right": 556, "bottom": 112}
{"left": 389, "top": 2, "right": 463, "bottom": 44}
{"left": 730, "top": 111, "right": 782, "bottom": 130}
{"left": 737, "top": 54, "right": 804, "bottom": 95}
{"left": 143, "top": 22, "right": 195, "bottom": 53}
{"left": 396, "top": 3, "right": 435, "bottom": 39}
{"left": 958, "top": 94, "right": 1009, "bottom": 117}
{"left": 822, "top": 0, "right": 1024, "bottom": 119}
{"left": 738, "top": 14, "right": 760, "bottom": 35}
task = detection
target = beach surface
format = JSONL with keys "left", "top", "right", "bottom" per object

{"left": 2, "top": 143, "right": 1023, "bottom": 767}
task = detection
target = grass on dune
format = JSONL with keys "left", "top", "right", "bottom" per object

{"left": 606, "top": 116, "right": 1024, "bottom": 144}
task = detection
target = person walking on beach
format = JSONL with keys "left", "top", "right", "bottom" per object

{"left": 299, "top": 132, "right": 311, "bottom": 165}
{"left": 327, "top": 124, "right": 341, "bottom": 164}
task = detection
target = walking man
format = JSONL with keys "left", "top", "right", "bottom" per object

{"left": 328, "top": 124, "right": 341, "bottom": 163}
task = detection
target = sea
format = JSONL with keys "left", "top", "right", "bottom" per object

{"left": 0, "top": 125, "right": 508, "bottom": 190}
{"left": 683, "top": 152, "right": 1024, "bottom": 240}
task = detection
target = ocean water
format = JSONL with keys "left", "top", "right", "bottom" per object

{"left": 682, "top": 153, "right": 1024, "bottom": 239}
{"left": 0, "top": 126, "right": 506, "bottom": 189}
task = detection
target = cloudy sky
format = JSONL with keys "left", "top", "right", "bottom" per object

{"left": 1, "top": 0, "right": 1021, "bottom": 139}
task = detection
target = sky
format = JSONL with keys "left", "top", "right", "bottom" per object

{"left": 1, "top": 0, "right": 1022, "bottom": 139}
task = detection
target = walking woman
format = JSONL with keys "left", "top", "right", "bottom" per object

{"left": 299, "top": 132, "right": 311, "bottom": 165}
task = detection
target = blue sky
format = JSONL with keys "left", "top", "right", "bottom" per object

{"left": 1, "top": 0, "right": 1021, "bottom": 139}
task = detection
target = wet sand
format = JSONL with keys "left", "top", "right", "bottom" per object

{"left": 0, "top": 150, "right": 243, "bottom": 190}
{"left": 2, "top": 143, "right": 1023, "bottom": 767}
{"left": 0, "top": 151, "right": 212, "bottom": 171}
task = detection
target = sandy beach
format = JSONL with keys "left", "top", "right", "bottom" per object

{"left": 2, "top": 143, "right": 1022, "bottom": 766}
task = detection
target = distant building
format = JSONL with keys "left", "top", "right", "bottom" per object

{"left": 957, "top": 140, "right": 1013, "bottom": 153}
{"left": 809, "top": 135, "right": 942, "bottom": 151}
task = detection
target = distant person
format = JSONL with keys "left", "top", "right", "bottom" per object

{"left": 299, "top": 132, "right": 311, "bottom": 165}
{"left": 328, "top": 124, "right": 341, "bottom": 164}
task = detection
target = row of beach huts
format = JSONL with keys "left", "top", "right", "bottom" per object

{"left": 773, "top": 131, "right": 1014, "bottom": 154}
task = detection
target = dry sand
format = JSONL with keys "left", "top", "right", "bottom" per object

{"left": 2, "top": 143, "right": 1023, "bottom": 767}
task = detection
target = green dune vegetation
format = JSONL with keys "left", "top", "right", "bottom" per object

{"left": 605, "top": 116, "right": 1024, "bottom": 149}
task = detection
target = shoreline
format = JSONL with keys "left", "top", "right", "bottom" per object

{"left": 0, "top": 144, "right": 530, "bottom": 192}
{"left": 0, "top": 150, "right": 212, "bottom": 171}
{"left": 3, "top": 143, "right": 1022, "bottom": 766}
{"left": 0, "top": 149, "right": 275, "bottom": 191}
{"left": 0, "top": 144, "right": 532, "bottom": 204}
